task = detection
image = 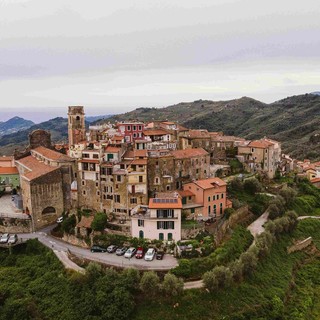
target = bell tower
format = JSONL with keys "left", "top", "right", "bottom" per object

{"left": 68, "top": 106, "right": 86, "bottom": 147}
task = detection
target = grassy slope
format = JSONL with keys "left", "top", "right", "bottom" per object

{"left": 133, "top": 219, "right": 320, "bottom": 320}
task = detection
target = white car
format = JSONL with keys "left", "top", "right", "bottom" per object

{"left": 8, "top": 234, "right": 18, "bottom": 244}
{"left": 124, "top": 247, "right": 136, "bottom": 258}
{"left": 0, "top": 233, "right": 10, "bottom": 244}
{"left": 144, "top": 248, "right": 156, "bottom": 261}
{"left": 56, "top": 216, "right": 64, "bottom": 223}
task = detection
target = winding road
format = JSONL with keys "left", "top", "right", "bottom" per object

{"left": 17, "top": 227, "right": 178, "bottom": 271}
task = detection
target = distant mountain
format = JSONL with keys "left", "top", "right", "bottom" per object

{"left": 0, "top": 116, "right": 34, "bottom": 137}
{"left": 0, "top": 117, "right": 68, "bottom": 156}
{"left": 102, "top": 93, "right": 320, "bottom": 160}
{"left": 311, "top": 91, "right": 320, "bottom": 96}
{"left": 1, "top": 94, "right": 320, "bottom": 160}
{"left": 86, "top": 114, "right": 113, "bottom": 123}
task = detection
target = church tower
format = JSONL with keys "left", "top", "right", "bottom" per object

{"left": 68, "top": 106, "right": 86, "bottom": 147}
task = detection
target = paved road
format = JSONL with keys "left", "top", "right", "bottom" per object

{"left": 297, "top": 216, "right": 320, "bottom": 220}
{"left": 17, "top": 228, "right": 178, "bottom": 271}
{"left": 247, "top": 211, "right": 269, "bottom": 238}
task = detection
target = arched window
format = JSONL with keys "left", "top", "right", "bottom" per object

{"left": 139, "top": 230, "right": 144, "bottom": 239}
{"left": 42, "top": 207, "right": 56, "bottom": 215}
{"left": 159, "top": 233, "right": 164, "bottom": 241}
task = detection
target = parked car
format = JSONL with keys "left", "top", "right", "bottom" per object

{"left": 116, "top": 247, "right": 127, "bottom": 256}
{"left": 144, "top": 248, "right": 156, "bottom": 261}
{"left": 8, "top": 234, "right": 18, "bottom": 244}
{"left": 135, "top": 247, "right": 144, "bottom": 259}
{"left": 124, "top": 247, "right": 137, "bottom": 258}
{"left": 90, "top": 245, "right": 107, "bottom": 253}
{"left": 156, "top": 251, "right": 164, "bottom": 260}
{"left": 0, "top": 233, "right": 10, "bottom": 244}
{"left": 107, "top": 245, "right": 118, "bottom": 253}
{"left": 56, "top": 216, "right": 64, "bottom": 223}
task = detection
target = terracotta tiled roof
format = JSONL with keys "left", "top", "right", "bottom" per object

{"left": 123, "top": 150, "right": 147, "bottom": 159}
{"left": 105, "top": 146, "right": 120, "bottom": 153}
{"left": 143, "top": 129, "right": 169, "bottom": 136}
{"left": 170, "top": 148, "right": 208, "bottom": 159}
{"left": 76, "top": 215, "right": 94, "bottom": 228}
{"left": 131, "top": 159, "right": 147, "bottom": 165}
{"left": 79, "top": 159, "right": 99, "bottom": 164}
{"left": 185, "top": 130, "right": 210, "bottom": 139}
{"left": 248, "top": 139, "right": 274, "bottom": 149}
{"left": 177, "top": 190, "right": 194, "bottom": 197}
{"left": 177, "top": 124, "right": 188, "bottom": 131}
{"left": 193, "top": 177, "right": 227, "bottom": 189}
{"left": 0, "top": 167, "right": 19, "bottom": 174}
{"left": 32, "top": 146, "right": 73, "bottom": 162}
{"left": 16, "top": 156, "right": 59, "bottom": 181}
{"left": 161, "top": 121, "right": 175, "bottom": 125}
{"left": 0, "top": 156, "right": 13, "bottom": 161}
{"left": 148, "top": 197, "right": 182, "bottom": 209}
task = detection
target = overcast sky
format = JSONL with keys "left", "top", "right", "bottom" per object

{"left": 0, "top": 0, "right": 319, "bottom": 123}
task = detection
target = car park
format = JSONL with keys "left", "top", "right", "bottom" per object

{"left": 90, "top": 245, "right": 107, "bottom": 253}
{"left": 124, "top": 247, "right": 137, "bottom": 258}
{"left": 144, "top": 248, "right": 156, "bottom": 261}
{"left": 107, "top": 245, "right": 118, "bottom": 253}
{"left": 156, "top": 251, "right": 164, "bottom": 260}
{"left": 8, "top": 234, "right": 18, "bottom": 244}
{"left": 116, "top": 247, "right": 127, "bottom": 256}
{"left": 135, "top": 247, "right": 144, "bottom": 259}
{"left": 0, "top": 233, "right": 10, "bottom": 244}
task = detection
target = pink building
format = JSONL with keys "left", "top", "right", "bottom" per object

{"left": 116, "top": 122, "right": 145, "bottom": 143}
{"left": 183, "top": 177, "right": 230, "bottom": 220}
{"left": 131, "top": 194, "right": 182, "bottom": 241}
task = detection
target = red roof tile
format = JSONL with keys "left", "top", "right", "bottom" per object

{"left": 105, "top": 146, "right": 120, "bottom": 153}
{"left": 32, "top": 146, "right": 73, "bottom": 161}
{"left": 177, "top": 190, "right": 195, "bottom": 197}
{"left": 0, "top": 167, "right": 19, "bottom": 174}
{"left": 76, "top": 215, "right": 94, "bottom": 228}
{"left": 193, "top": 177, "right": 227, "bottom": 189}
{"left": 16, "top": 156, "right": 59, "bottom": 181}
{"left": 143, "top": 129, "right": 169, "bottom": 136}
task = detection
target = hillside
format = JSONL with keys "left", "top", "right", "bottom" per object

{"left": 0, "top": 116, "right": 34, "bottom": 137}
{"left": 101, "top": 94, "right": 320, "bottom": 160}
{"left": 0, "top": 117, "right": 68, "bottom": 156}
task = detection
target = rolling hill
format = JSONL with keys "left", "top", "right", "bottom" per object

{"left": 1, "top": 93, "right": 320, "bottom": 160}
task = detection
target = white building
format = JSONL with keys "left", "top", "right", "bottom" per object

{"left": 131, "top": 194, "right": 182, "bottom": 241}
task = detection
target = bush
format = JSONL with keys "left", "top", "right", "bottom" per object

{"left": 61, "top": 214, "right": 77, "bottom": 234}
{"left": 229, "top": 178, "right": 244, "bottom": 192}
{"left": 139, "top": 271, "right": 160, "bottom": 296}
{"left": 243, "top": 178, "right": 263, "bottom": 195}
{"left": 203, "top": 265, "right": 233, "bottom": 290}
{"left": 171, "top": 259, "right": 192, "bottom": 278}
{"left": 91, "top": 212, "right": 108, "bottom": 232}
{"left": 224, "top": 208, "right": 235, "bottom": 219}
{"left": 279, "top": 187, "right": 297, "bottom": 207}
{"left": 239, "top": 250, "right": 258, "bottom": 275}
{"left": 161, "top": 273, "right": 184, "bottom": 296}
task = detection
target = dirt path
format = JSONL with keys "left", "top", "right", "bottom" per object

{"left": 247, "top": 211, "right": 269, "bottom": 238}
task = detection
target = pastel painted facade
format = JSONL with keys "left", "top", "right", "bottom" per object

{"left": 183, "top": 177, "right": 229, "bottom": 220}
{"left": 116, "top": 122, "right": 145, "bottom": 143}
{"left": 131, "top": 195, "right": 182, "bottom": 241}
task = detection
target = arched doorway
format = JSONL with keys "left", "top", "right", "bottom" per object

{"left": 42, "top": 207, "right": 56, "bottom": 215}
{"left": 139, "top": 230, "right": 144, "bottom": 239}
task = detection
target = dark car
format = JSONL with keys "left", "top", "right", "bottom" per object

{"left": 116, "top": 247, "right": 127, "bottom": 256}
{"left": 135, "top": 247, "right": 144, "bottom": 259}
{"left": 107, "top": 245, "right": 118, "bottom": 253}
{"left": 156, "top": 251, "right": 164, "bottom": 260}
{"left": 91, "top": 245, "right": 107, "bottom": 253}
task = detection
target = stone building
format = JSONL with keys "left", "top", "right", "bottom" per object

{"left": 68, "top": 106, "right": 86, "bottom": 148}
{"left": 237, "top": 138, "right": 281, "bottom": 178}
{"left": 15, "top": 130, "right": 76, "bottom": 230}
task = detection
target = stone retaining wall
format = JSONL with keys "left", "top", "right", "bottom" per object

{"left": 0, "top": 217, "right": 32, "bottom": 233}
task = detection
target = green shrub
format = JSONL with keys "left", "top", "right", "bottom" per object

{"left": 161, "top": 273, "right": 184, "bottom": 296}
{"left": 91, "top": 212, "right": 108, "bottom": 231}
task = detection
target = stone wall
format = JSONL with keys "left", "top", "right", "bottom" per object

{"left": 62, "top": 233, "right": 90, "bottom": 248}
{"left": 212, "top": 205, "right": 252, "bottom": 245}
{"left": 0, "top": 217, "right": 32, "bottom": 233}
{"left": 288, "top": 237, "right": 313, "bottom": 254}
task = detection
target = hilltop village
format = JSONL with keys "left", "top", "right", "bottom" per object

{"left": 0, "top": 106, "right": 289, "bottom": 242}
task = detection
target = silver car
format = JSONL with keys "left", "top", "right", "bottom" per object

{"left": 144, "top": 248, "right": 156, "bottom": 261}
{"left": 8, "top": 234, "right": 18, "bottom": 244}
{"left": 0, "top": 233, "right": 10, "bottom": 244}
{"left": 124, "top": 247, "right": 136, "bottom": 258}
